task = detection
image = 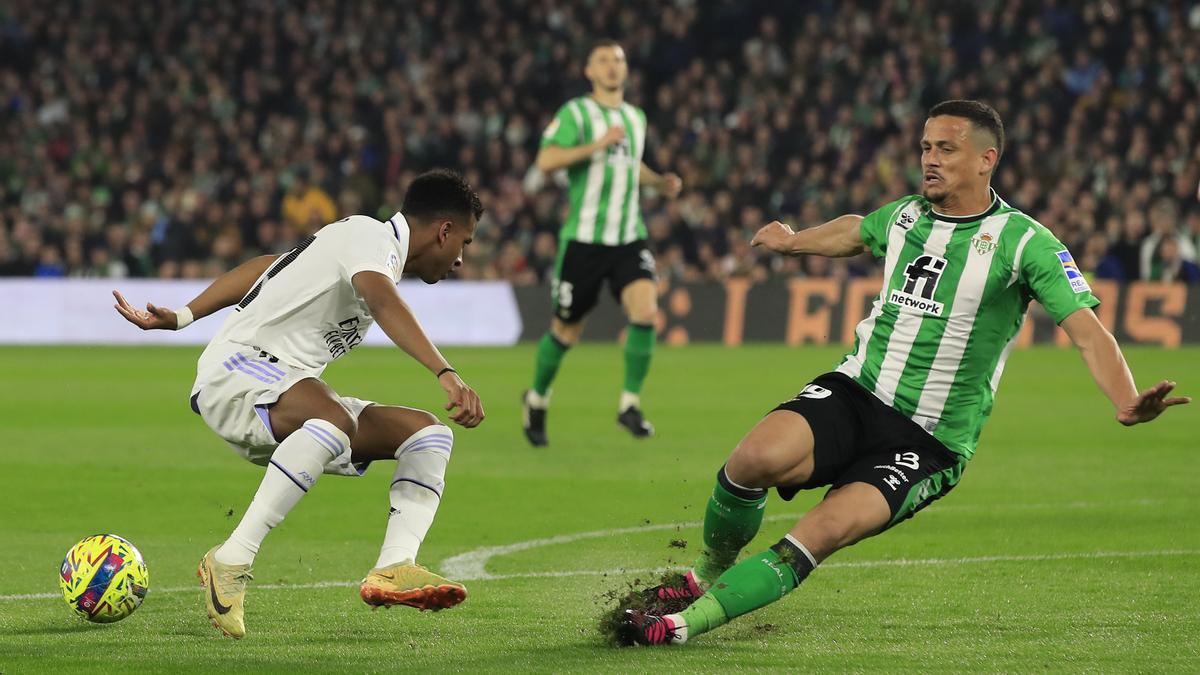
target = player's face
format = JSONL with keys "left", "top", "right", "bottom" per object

{"left": 585, "top": 46, "right": 628, "bottom": 92}
{"left": 422, "top": 216, "right": 477, "bottom": 284}
{"left": 920, "top": 115, "right": 993, "bottom": 205}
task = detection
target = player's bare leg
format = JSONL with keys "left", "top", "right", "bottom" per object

{"left": 617, "top": 278, "right": 658, "bottom": 437}
{"left": 638, "top": 411, "right": 815, "bottom": 614}
{"left": 623, "top": 411, "right": 868, "bottom": 646}
{"left": 524, "top": 316, "right": 585, "bottom": 446}
{"left": 787, "top": 483, "right": 890, "bottom": 560}
{"left": 623, "top": 481, "right": 890, "bottom": 646}
{"left": 202, "top": 378, "right": 356, "bottom": 638}
{"left": 353, "top": 405, "right": 466, "bottom": 610}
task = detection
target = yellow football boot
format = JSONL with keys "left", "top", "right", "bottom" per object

{"left": 360, "top": 562, "right": 466, "bottom": 611}
{"left": 197, "top": 546, "right": 252, "bottom": 639}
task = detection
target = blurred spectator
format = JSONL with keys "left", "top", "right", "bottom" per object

{"left": 281, "top": 169, "right": 337, "bottom": 232}
{"left": 1080, "top": 231, "right": 1126, "bottom": 282}
{"left": 1139, "top": 200, "right": 1197, "bottom": 280}
{"left": 0, "top": 0, "right": 1197, "bottom": 284}
{"left": 1147, "top": 234, "right": 1200, "bottom": 283}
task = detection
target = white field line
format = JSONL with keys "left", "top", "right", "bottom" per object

{"left": 6, "top": 549, "right": 1196, "bottom": 603}
{"left": 4, "top": 498, "right": 1189, "bottom": 602}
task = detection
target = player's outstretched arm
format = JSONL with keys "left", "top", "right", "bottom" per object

{"left": 751, "top": 214, "right": 868, "bottom": 258}
{"left": 639, "top": 163, "right": 682, "bottom": 199}
{"left": 535, "top": 125, "right": 625, "bottom": 173}
{"left": 1061, "top": 308, "right": 1190, "bottom": 425}
{"left": 112, "top": 254, "right": 278, "bottom": 330}
{"left": 352, "top": 271, "right": 485, "bottom": 428}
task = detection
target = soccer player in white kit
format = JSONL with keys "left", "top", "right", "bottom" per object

{"left": 114, "top": 170, "right": 486, "bottom": 639}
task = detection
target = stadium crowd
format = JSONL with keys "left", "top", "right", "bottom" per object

{"left": 1, "top": 0, "right": 1199, "bottom": 284}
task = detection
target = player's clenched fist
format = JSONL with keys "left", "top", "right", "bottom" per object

{"left": 661, "top": 173, "right": 683, "bottom": 199}
{"left": 751, "top": 221, "right": 796, "bottom": 253}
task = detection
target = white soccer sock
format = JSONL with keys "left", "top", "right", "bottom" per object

{"left": 215, "top": 419, "right": 349, "bottom": 566}
{"left": 526, "top": 389, "right": 550, "bottom": 409}
{"left": 619, "top": 391, "right": 640, "bottom": 412}
{"left": 374, "top": 424, "right": 454, "bottom": 569}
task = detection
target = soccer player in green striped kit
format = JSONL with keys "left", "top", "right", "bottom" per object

{"left": 617, "top": 100, "right": 1190, "bottom": 646}
{"left": 522, "top": 40, "right": 682, "bottom": 447}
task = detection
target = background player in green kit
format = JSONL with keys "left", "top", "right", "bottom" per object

{"left": 522, "top": 40, "right": 683, "bottom": 447}
{"left": 616, "top": 100, "right": 1191, "bottom": 646}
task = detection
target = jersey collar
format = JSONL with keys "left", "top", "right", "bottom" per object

{"left": 930, "top": 188, "right": 1001, "bottom": 224}
{"left": 387, "top": 212, "right": 406, "bottom": 241}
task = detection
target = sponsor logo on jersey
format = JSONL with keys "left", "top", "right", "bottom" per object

{"left": 888, "top": 290, "right": 945, "bottom": 316}
{"left": 896, "top": 210, "right": 916, "bottom": 230}
{"left": 971, "top": 232, "right": 997, "bottom": 255}
{"left": 324, "top": 316, "right": 365, "bottom": 359}
{"left": 888, "top": 254, "right": 947, "bottom": 316}
{"left": 1056, "top": 250, "right": 1091, "bottom": 293}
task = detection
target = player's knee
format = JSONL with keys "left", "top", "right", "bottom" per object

{"left": 627, "top": 307, "right": 658, "bottom": 325}
{"left": 551, "top": 320, "right": 583, "bottom": 345}
{"left": 726, "top": 439, "right": 787, "bottom": 488}
{"left": 409, "top": 409, "right": 441, "bottom": 430}
{"left": 318, "top": 406, "right": 357, "bottom": 440}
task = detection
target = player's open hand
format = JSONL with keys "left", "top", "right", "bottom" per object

{"left": 599, "top": 125, "right": 625, "bottom": 147}
{"left": 439, "top": 371, "right": 485, "bottom": 428}
{"left": 112, "top": 290, "right": 178, "bottom": 330}
{"left": 1117, "top": 380, "right": 1190, "bottom": 425}
{"left": 751, "top": 221, "right": 797, "bottom": 254}
{"left": 661, "top": 173, "right": 683, "bottom": 199}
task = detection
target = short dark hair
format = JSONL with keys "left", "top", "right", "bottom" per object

{"left": 589, "top": 39, "right": 623, "bottom": 58}
{"left": 929, "top": 100, "right": 1005, "bottom": 160}
{"left": 401, "top": 169, "right": 484, "bottom": 225}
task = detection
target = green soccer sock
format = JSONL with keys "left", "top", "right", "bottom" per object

{"left": 532, "top": 332, "right": 570, "bottom": 397}
{"left": 622, "top": 322, "right": 655, "bottom": 396}
{"left": 691, "top": 466, "right": 768, "bottom": 586}
{"left": 674, "top": 536, "right": 816, "bottom": 639}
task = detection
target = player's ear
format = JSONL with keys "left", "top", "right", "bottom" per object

{"left": 980, "top": 147, "right": 998, "bottom": 177}
{"left": 438, "top": 220, "right": 453, "bottom": 245}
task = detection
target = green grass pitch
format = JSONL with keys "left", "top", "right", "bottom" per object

{"left": 0, "top": 344, "right": 1197, "bottom": 672}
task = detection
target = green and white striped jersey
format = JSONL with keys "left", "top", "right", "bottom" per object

{"left": 540, "top": 96, "right": 647, "bottom": 245}
{"left": 837, "top": 191, "right": 1099, "bottom": 459}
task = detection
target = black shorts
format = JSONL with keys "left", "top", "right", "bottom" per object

{"left": 551, "top": 240, "right": 656, "bottom": 323}
{"left": 772, "top": 372, "right": 966, "bottom": 530}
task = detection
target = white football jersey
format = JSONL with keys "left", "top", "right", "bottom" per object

{"left": 201, "top": 212, "right": 411, "bottom": 372}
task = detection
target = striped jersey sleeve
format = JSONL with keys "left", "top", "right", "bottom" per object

{"left": 541, "top": 100, "right": 582, "bottom": 148}
{"left": 860, "top": 196, "right": 921, "bottom": 258}
{"left": 1018, "top": 225, "right": 1100, "bottom": 323}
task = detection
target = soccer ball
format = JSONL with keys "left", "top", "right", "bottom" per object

{"left": 59, "top": 534, "right": 150, "bottom": 623}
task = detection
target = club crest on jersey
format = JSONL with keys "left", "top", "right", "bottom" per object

{"left": 971, "top": 233, "right": 997, "bottom": 255}
{"left": 386, "top": 252, "right": 400, "bottom": 277}
{"left": 1056, "top": 250, "right": 1091, "bottom": 293}
{"left": 888, "top": 254, "right": 946, "bottom": 316}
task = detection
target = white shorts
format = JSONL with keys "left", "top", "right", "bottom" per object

{"left": 190, "top": 342, "right": 375, "bottom": 477}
